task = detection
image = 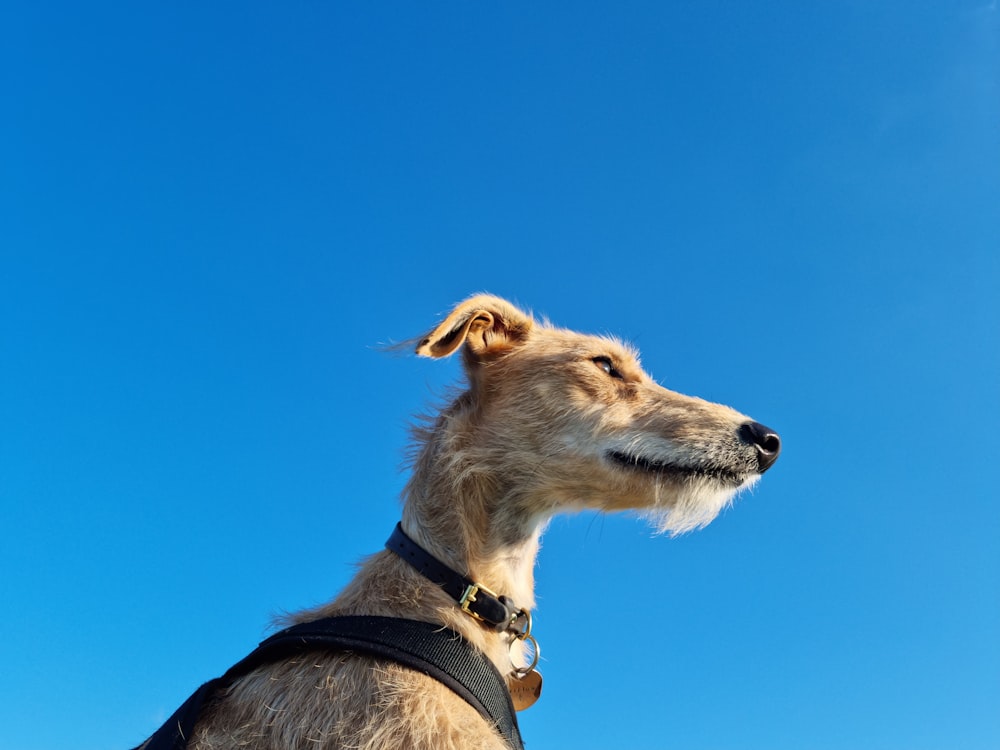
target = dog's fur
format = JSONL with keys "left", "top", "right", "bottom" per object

{"left": 183, "top": 295, "right": 779, "bottom": 749}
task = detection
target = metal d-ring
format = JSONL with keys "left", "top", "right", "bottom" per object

{"left": 511, "top": 608, "right": 533, "bottom": 640}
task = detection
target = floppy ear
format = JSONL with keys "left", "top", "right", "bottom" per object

{"left": 416, "top": 295, "right": 534, "bottom": 360}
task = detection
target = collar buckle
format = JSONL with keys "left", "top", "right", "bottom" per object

{"left": 459, "top": 582, "right": 497, "bottom": 622}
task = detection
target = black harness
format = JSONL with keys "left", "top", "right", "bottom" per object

{"left": 132, "top": 526, "right": 527, "bottom": 750}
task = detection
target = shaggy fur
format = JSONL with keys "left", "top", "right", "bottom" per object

{"left": 175, "top": 294, "right": 780, "bottom": 749}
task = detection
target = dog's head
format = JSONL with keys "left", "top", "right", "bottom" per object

{"left": 416, "top": 295, "right": 780, "bottom": 536}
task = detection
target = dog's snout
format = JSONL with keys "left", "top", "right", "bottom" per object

{"left": 738, "top": 421, "right": 781, "bottom": 472}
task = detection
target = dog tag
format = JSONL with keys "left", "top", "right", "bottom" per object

{"left": 507, "top": 670, "right": 543, "bottom": 711}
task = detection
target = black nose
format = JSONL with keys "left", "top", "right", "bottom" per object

{"left": 738, "top": 422, "right": 781, "bottom": 472}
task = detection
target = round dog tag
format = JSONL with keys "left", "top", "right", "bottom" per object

{"left": 507, "top": 670, "right": 543, "bottom": 711}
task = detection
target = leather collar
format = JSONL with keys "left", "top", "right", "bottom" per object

{"left": 386, "top": 522, "right": 525, "bottom": 633}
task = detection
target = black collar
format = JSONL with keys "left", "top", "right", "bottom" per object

{"left": 386, "top": 522, "right": 525, "bottom": 633}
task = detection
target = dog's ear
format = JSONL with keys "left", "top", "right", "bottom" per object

{"left": 416, "top": 295, "right": 534, "bottom": 360}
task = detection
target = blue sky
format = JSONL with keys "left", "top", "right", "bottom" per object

{"left": 2, "top": 2, "right": 997, "bottom": 748}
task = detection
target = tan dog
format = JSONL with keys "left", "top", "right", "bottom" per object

{"left": 186, "top": 295, "right": 780, "bottom": 749}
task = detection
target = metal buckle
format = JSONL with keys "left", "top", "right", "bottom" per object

{"left": 459, "top": 582, "right": 498, "bottom": 622}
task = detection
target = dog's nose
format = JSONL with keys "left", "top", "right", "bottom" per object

{"left": 738, "top": 422, "right": 781, "bottom": 472}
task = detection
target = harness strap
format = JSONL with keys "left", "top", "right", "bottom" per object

{"left": 132, "top": 615, "right": 524, "bottom": 750}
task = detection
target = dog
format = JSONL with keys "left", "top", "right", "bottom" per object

{"left": 166, "top": 294, "right": 780, "bottom": 749}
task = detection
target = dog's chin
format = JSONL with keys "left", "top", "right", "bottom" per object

{"left": 605, "top": 450, "right": 750, "bottom": 490}
{"left": 604, "top": 450, "right": 759, "bottom": 535}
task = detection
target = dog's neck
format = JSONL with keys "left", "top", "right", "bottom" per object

{"left": 359, "top": 398, "right": 551, "bottom": 670}
{"left": 401, "top": 487, "right": 543, "bottom": 617}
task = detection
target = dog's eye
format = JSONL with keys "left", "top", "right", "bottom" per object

{"left": 592, "top": 356, "right": 624, "bottom": 380}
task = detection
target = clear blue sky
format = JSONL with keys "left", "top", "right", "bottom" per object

{"left": 3, "top": 2, "right": 997, "bottom": 749}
